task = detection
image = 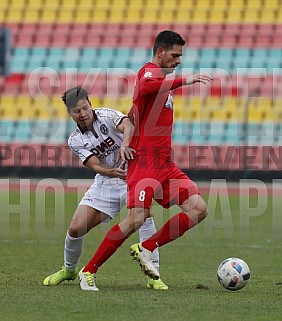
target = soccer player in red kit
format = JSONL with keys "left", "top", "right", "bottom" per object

{"left": 81, "top": 30, "right": 213, "bottom": 289}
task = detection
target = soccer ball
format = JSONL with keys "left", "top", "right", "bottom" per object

{"left": 217, "top": 257, "right": 250, "bottom": 291}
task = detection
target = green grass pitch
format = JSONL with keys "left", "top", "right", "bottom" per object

{"left": 1, "top": 187, "right": 282, "bottom": 321}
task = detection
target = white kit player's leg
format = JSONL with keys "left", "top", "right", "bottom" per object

{"left": 64, "top": 231, "right": 84, "bottom": 270}
{"left": 138, "top": 217, "right": 159, "bottom": 271}
{"left": 43, "top": 230, "right": 82, "bottom": 286}
{"left": 138, "top": 217, "right": 168, "bottom": 290}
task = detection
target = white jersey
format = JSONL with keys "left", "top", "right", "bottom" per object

{"left": 68, "top": 108, "right": 127, "bottom": 173}
{"left": 68, "top": 107, "right": 128, "bottom": 218}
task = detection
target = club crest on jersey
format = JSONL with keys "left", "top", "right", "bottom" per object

{"left": 100, "top": 124, "right": 109, "bottom": 135}
{"left": 144, "top": 71, "right": 153, "bottom": 78}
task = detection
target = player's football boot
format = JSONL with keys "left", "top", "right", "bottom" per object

{"left": 43, "top": 266, "right": 79, "bottom": 286}
{"left": 130, "top": 243, "right": 160, "bottom": 280}
{"left": 79, "top": 268, "right": 99, "bottom": 291}
{"left": 147, "top": 277, "right": 168, "bottom": 290}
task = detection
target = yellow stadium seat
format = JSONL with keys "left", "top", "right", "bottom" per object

{"left": 79, "top": 0, "right": 93, "bottom": 10}
{"left": 11, "top": 0, "right": 26, "bottom": 9}
{"left": 100, "top": 96, "right": 118, "bottom": 108}
{"left": 141, "top": 10, "right": 158, "bottom": 23}
{"left": 260, "top": 10, "right": 276, "bottom": 23}
{"left": 243, "top": 10, "right": 260, "bottom": 23}
{"left": 44, "top": 0, "right": 60, "bottom": 9}
{"left": 226, "top": 10, "right": 243, "bottom": 23}
{"left": 146, "top": 0, "right": 162, "bottom": 10}
{"left": 0, "top": 0, "right": 9, "bottom": 8}
{"left": 92, "top": 9, "right": 108, "bottom": 22}
{"left": 95, "top": 0, "right": 111, "bottom": 9}
{"left": 50, "top": 97, "right": 68, "bottom": 119}
{"left": 24, "top": 9, "right": 41, "bottom": 23}
{"left": 246, "top": 0, "right": 263, "bottom": 10}
{"left": 127, "top": 0, "right": 144, "bottom": 9}
{"left": 264, "top": 0, "right": 280, "bottom": 9}
{"left": 212, "top": 0, "right": 229, "bottom": 9}
{"left": 117, "top": 96, "right": 132, "bottom": 110}
{"left": 159, "top": 10, "right": 175, "bottom": 23}
{"left": 41, "top": 9, "right": 57, "bottom": 22}
{"left": 58, "top": 9, "right": 74, "bottom": 23}
{"left": 28, "top": 2, "right": 43, "bottom": 9}
{"left": 61, "top": 0, "right": 77, "bottom": 9}
{"left": 17, "top": 97, "right": 36, "bottom": 119}
{"left": 162, "top": 0, "right": 178, "bottom": 10}
{"left": 111, "top": 0, "right": 127, "bottom": 9}
{"left": 75, "top": 10, "right": 92, "bottom": 23}
{"left": 89, "top": 97, "right": 103, "bottom": 108}
{"left": 124, "top": 10, "right": 143, "bottom": 23}
{"left": 176, "top": 10, "right": 191, "bottom": 23}
{"left": 178, "top": 0, "right": 194, "bottom": 10}
{"left": 0, "top": 97, "right": 21, "bottom": 119}
{"left": 6, "top": 9, "right": 24, "bottom": 23}
{"left": 275, "top": 10, "right": 282, "bottom": 23}
{"left": 273, "top": 99, "right": 282, "bottom": 121}
{"left": 0, "top": 10, "right": 7, "bottom": 21}
{"left": 109, "top": 9, "right": 125, "bottom": 23}
{"left": 209, "top": 10, "right": 226, "bottom": 23}
{"left": 229, "top": 0, "right": 245, "bottom": 10}
{"left": 195, "top": 0, "right": 212, "bottom": 10}
{"left": 191, "top": 10, "right": 208, "bottom": 23}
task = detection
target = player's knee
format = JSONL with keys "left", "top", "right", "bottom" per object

{"left": 127, "top": 208, "right": 148, "bottom": 232}
{"left": 199, "top": 205, "right": 208, "bottom": 221}
{"left": 68, "top": 222, "right": 87, "bottom": 238}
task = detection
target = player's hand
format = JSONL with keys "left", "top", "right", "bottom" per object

{"left": 185, "top": 73, "right": 213, "bottom": 85}
{"left": 115, "top": 161, "right": 127, "bottom": 181}
{"left": 116, "top": 145, "right": 136, "bottom": 162}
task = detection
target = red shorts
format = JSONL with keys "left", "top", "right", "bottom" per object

{"left": 127, "top": 154, "right": 199, "bottom": 209}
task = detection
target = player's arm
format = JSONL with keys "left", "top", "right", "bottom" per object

{"left": 140, "top": 74, "right": 213, "bottom": 96}
{"left": 116, "top": 117, "right": 136, "bottom": 160}
{"left": 85, "top": 155, "right": 126, "bottom": 180}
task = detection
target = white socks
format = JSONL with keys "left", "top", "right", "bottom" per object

{"left": 138, "top": 217, "right": 160, "bottom": 272}
{"left": 64, "top": 231, "right": 84, "bottom": 270}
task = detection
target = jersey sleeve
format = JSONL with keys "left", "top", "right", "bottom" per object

{"left": 139, "top": 68, "right": 185, "bottom": 96}
{"left": 68, "top": 135, "right": 94, "bottom": 165}
{"left": 104, "top": 108, "right": 128, "bottom": 128}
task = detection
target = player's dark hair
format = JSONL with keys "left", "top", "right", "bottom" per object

{"left": 153, "top": 30, "right": 185, "bottom": 55}
{"left": 61, "top": 86, "right": 89, "bottom": 110}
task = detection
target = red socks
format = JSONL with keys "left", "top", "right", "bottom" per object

{"left": 83, "top": 224, "right": 127, "bottom": 274}
{"left": 142, "top": 213, "right": 195, "bottom": 252}
{"left": 82, "top": 213, "right": 195, "bottom": 273}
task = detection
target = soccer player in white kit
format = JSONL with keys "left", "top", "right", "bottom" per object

{"left": 43, "top": 86, "right": 168, "bottom": 291}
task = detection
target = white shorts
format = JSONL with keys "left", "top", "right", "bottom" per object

{"left": 79, "top": 174, "right": 127, "bottom": 219}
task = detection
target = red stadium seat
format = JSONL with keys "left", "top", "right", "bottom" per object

{"left": 257, "top": 23, "right": 275, "bottom": 36}
{"left": 15, "top": 34, "right": 34, "bottom": 46}
{"left": 241, "top": 23, "right": 257, "bottom": 36}
{"left": 271, "top": 34, "right": 282, "bottom": 48}
{"left": 221, "top": 35, "right": 237, "bottom": 48}
{"left": 187, "top": 35, "right": 205, "bottom": 48}
{"left": 189, "top": 23, "right": 207, "bottom": 36}
{"left": 206, "top": 24, "right": 224, "bottom": 36}
{"left": 20, "top": 23, "right": 37, "bottom": 35}
{"left": 238, "top": 35, "right": 254, "bottom": 47}
{"left": 254, "top": 35, "right": 272, "bottom": 48}
{"left": 224, "top": 23, "right": 240, "bottom": 36}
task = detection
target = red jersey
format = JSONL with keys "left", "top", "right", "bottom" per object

{"left": 128, "top": 62, "right": 185, "bottom": 160}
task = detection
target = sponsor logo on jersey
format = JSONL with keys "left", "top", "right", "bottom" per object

{"left": 90, "top": 136, "right": 119, "bottom": 158}
{"left": 144, "top": 71, "right": 153, "bottom": 78}
{"left": 100, "top": 124, "right": 109, "bottom": 135}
